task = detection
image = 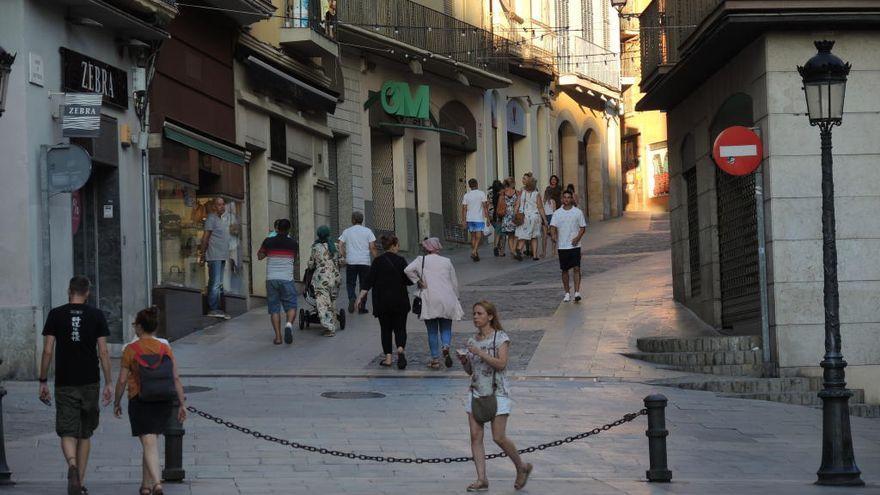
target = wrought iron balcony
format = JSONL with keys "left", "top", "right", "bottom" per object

{"left": 337, "top": 0, "right": 505, "bottom": 74}
{"left": 280, "top": 0, "right": 338, "bottom": 57}
{"left": 639, "top": 0, "right": 721, "bottom": 87}
{"left": 558, "top": 34, "right": 620, "bottom": 91}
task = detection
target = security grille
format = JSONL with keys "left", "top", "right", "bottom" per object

{"left": 289, "top": 171, "right": 301, "bottom": 280}
{"left": 684, "top": 168, "right": 700, "bottom": 296}
{"left": 507, "top": 139, "right": 516, "bottom": 179}
{"left": 370, "top": 135, "right": 395, "bottom": 239}
{"left": 715, "top": 170, "right": 760, "bottom": 334}
{"left": 441, "top": 151, "right": 468, "bottom": 243}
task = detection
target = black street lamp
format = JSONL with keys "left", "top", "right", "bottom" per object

{"left": 797, "top": 40, "right": 863, "bottom": 487}
{"left": 0, "top": 46, "right": 16, "bottom": 118}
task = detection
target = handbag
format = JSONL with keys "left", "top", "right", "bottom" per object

{"left": 470, "top": 331, "right": 498, "bottom": 424}
{"left": 411, "top": 254, "right": 425, "bottom": 316}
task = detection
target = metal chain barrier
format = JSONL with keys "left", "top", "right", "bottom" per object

{"left": 186, "top": 405, "right": 647, "bottom": 464}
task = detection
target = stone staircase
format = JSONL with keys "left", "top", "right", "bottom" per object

{"left": 625, "top": 336, "right": 879, "bottom": 418}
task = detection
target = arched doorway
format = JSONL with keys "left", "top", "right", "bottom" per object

{"left": 558, "top": 121, "right": 578, "bottom": 200}
{"left": 439, "top": 100, "right": 477, "bottom": 243}
{"left": 711, "top": 93, "right": 760, "bottom": 336}
{"left": 584, "top": 128, "right": 603, "bottom": 222}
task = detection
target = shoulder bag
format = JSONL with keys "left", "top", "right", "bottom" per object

{"left": 411, "top": 255, "right": 425, "bottom": 316}
{"left": 513, "top": 192, "right": 525, "bottom": 226}
{"left": 470, "top": 331, "right": 498, "bottom": 424}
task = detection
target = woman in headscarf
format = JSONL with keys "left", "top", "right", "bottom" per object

{"left": 405, "top": 238, "right": 464, "bottom": 369}
{"left": 307, "top": 225, "right": 342, "bottom": 336}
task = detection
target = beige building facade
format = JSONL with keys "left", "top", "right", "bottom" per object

{"left": 638, "top": 0, "right": 880, "bottom": 403}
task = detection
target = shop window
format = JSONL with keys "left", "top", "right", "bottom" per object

{"left": 154, "top": 178, "right": 244, "bottom": 295}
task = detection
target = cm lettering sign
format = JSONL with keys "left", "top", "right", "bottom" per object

{"left": 60, "top": 48, "right": 129, "bottom": 109}
{"left": 380, "top": 81, "right": 429, "bottom": 120}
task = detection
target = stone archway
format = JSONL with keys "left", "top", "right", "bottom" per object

{"left": 557, "top": 120, "right": 578, "bottom": 197}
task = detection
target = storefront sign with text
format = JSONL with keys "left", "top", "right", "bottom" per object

{"left": 60, "top": 48, "right": 128, "bottom": 109}
{"left": 380, "top": 81, "right": 429, "bottom": 120}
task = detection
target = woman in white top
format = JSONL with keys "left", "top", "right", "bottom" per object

{"left": 541, "top": 175, "right": 562, "bottom": 258}
{"left": 457, "top": 300, "right": 532, "bottom": 492}
{"left": 513, "top": 176, "right": 548, "bottom": 261}
{"left": 404, "top": 238, "right": 464, "bottom": 369}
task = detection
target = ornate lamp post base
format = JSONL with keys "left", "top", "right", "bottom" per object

{"left": 816, "top": 358, "right": 863, "bottom": 486}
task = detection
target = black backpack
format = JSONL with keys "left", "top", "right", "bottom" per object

{"left": 131, "top": 341, "right": 176, "bottom": 402}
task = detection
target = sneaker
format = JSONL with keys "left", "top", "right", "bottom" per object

{"left": 284, "top": 324, "right": 293, "bottom": 344}
{"left": 574, "top": 292, "right": 582, "bottom": 302}
{"left": 220, "top": 312, "right": 231, "bottom": 320}
{"left": 348, "top": 300, "right": 355, "bottom": 314}
{"left": 207, "top": 310, "right": 224, "bottom": 318}
{"left": 563, "top": 293, "right": 571, "bottom": 303}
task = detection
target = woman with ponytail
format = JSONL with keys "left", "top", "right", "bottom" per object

{"left": 114, "top": 306, "right": 186, "bottom": 495}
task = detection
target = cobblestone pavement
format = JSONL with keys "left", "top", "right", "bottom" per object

{"left": 3, "top": 212, "right": 879, "bottom": 494}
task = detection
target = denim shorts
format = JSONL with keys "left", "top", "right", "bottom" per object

{"left": 467, "top": 221, "right": 485, "bottom": 233}
{"left": 266, "top": 279, "right": 297, "bottom": 314}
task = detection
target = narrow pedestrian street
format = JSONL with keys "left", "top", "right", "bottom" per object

{"left": 4, "top": 213, "right": 879, "bottom": 494}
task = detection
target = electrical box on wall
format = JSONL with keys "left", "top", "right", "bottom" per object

{"left": 131, "top": 67, "right": 146, "bottom": 93}
{"left": 119, "top": 124, "right": 132, "bottom": 147}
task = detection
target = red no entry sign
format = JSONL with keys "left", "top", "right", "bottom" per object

{"left": 712, "top": 126, "right": 763, "bottom": 176}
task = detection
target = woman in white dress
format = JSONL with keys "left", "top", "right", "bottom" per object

{"left": 513, "top": 176, "right": 547, "bottom": 261}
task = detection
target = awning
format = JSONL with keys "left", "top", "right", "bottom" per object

{"left": 245, "top": 56, "right": 338, "bottom": 113}
{"left": 56, "top": 0, "right": 170, "bottom": 40}
{"left": 163, "top": 121, "right": 247, "bottom": 166}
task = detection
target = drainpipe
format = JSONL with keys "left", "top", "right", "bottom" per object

{"left": 752, "top": 127, "right": 772, "bottom": 371}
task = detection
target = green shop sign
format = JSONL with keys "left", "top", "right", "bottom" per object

{"left": 380, "top": 81, "right": 429, "bottom": 119}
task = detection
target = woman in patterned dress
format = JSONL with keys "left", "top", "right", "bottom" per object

{"left": 498, "top": 177, "right": 518, "bottom": 257}
{"left": 307, "top": 225, "right": 342, "bottom": 336}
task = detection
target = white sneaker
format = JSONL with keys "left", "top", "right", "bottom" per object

{"left": 574, "top": 292, "right": 582, "bottom": 302}
{"left": 563, "top": 293, "right": 571, "bottom": 303}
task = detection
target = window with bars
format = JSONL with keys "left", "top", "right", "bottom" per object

{"left": 685, "top": 168, "right": 701, "bottom": 296}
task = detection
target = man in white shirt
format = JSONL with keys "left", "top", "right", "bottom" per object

{"left": 550, "top": 190, "right": 587, "bottom": 302}
{"left": 460, "top": 178, "right": 489, "bottom": 262}
{"left": 338, "top": 211, "right": 377, "bottom": 313}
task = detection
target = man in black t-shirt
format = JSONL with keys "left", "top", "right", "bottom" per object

{"left": 39, "top": 276, "right": 113, "bottom": 495}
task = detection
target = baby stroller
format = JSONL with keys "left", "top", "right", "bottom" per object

{"left": 298, "top": 267, "right": 346, "bottom": 331}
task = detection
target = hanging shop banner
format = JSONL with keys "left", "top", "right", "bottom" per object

{"left": 60, "top": 47, "right": 129, "bottom": 109}
{"left": 62, "top": 93, "right": 103, "bottom": 138}
{"left": 506, "top": 99, "right": 526, "bottom": 137}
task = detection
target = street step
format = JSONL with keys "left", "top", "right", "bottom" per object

{"left": 658, "top": 376, "right": 822, "bottom": 394}
{"left": 623, "top": 349, "right": 762, "bottom": 367}
{"left": 719, "top": 389, "right": 866, "bottom": 407}
{"left": 637, "top": 335, "right": 762, "bottom": 353}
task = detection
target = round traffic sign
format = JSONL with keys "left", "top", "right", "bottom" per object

{"left": 712, "top": 126, "right": 763, "bottom": 176}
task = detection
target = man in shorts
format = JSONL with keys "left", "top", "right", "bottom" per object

{"left": 258, "top": 218, "right": 299, "bottom": 345}
{"left": 460, "top": 178, "right": 489, "bottom": 262}
{"left": 550, "top": 190, "right": 587, "bottom": 303}
{"left": 39, "top": 276, "right": 113, "bottom": 495}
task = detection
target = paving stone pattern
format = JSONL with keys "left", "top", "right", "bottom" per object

{"left": 365, "top": 329, "right": 544, "bottom": 370}
{"left": 467, "top": 254, "right": 648, "bottom": 287}
{"left": 583, "top": 232, "right": 671, "bottom": 255}
{"left": 458, "top": 288, "right": 560, "bottom": 318}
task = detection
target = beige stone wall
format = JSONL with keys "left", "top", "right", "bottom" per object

{"left": 762, "top": 31, "right": 880, "bottom": 402}
{"left": 665, "top": 31, "right": 880, "bottom": 402}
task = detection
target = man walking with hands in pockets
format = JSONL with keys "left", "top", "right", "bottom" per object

{"left": 550, "top": 190, "right": 587, "bottom": 303}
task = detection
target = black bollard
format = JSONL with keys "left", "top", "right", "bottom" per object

{"left": 162, "top": 400, "right": 186, "bottom": 482}
{"left": 644, "top": 394, "right": 672, "bottom": 482}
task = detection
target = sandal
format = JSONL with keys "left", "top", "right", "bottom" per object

{"left": 514, "top": 463, "right": 533, "bottom": 490}
{"left": 138, "top": 488, "right": 151, "bottom": 495}
{"left": 379, "top": 358, "right": 393, "bottom": 367}
{"left": 152, "top": 484, "right": 164, "bottom": 495}
{"left": 273, "top": 338, "right": 282, "bottom": 345}
{"left": 466, "top": 480, "right": 489, "bottom": 492}
{"left": 442, "top": 348, "right": 453, "bottom": 368}
{"left": 427, "top": 360, "right": 441, "bottom": 369}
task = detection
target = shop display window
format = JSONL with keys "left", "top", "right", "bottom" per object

{"left": 154, "top": 178, "right": 244, "bottom": 295}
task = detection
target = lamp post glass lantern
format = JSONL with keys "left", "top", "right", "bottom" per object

{"left": 611, "top": 0, "right": 628, "bottom": 13}
{"left": 0, "top": 47, "right": 17, "bottom": 118}
{"left": 797, "top": 40, "right": 863, "bottom": 487}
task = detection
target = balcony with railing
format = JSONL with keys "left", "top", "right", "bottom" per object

{"left": 280, "top": 0, "right": 339, "bottom": 57}
{"left": 558, "top": 35, "right": 620, "bottom": 92}
{"left": 337, "top": 0, "right": 507, "bottom": 76}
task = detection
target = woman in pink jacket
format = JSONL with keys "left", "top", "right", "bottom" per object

{"left": 405, "top": 238, "right": 464, "bottom": 369}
